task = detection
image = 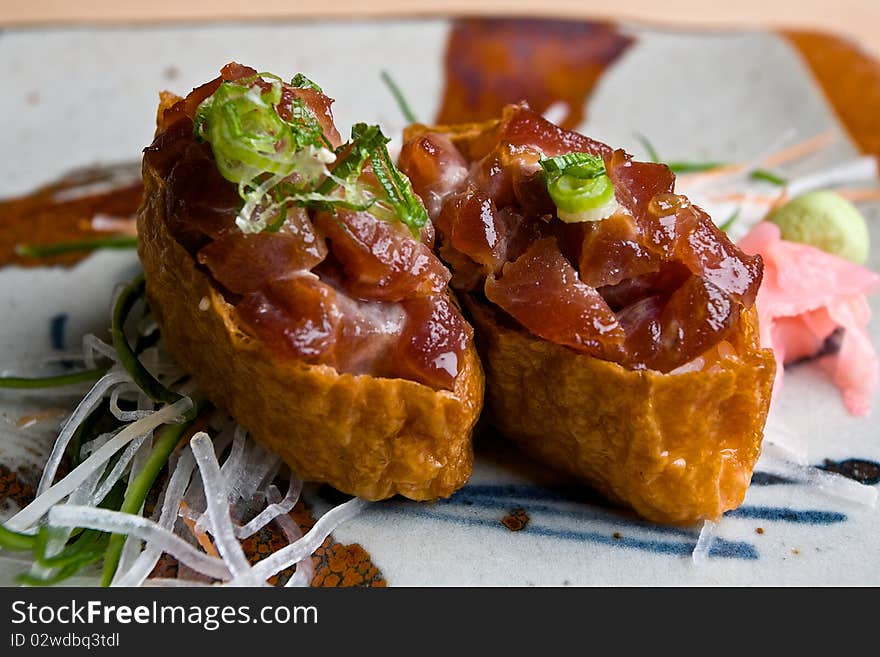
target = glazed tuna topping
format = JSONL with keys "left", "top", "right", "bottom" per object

{"left": 145, "top": 64, "right": 471, "bottom": 389}
{"left": 399, "top": 103, "right": 763, "bottom": 372}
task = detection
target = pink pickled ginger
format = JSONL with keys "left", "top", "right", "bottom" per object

{"left": 738, "top": 221, "right": 880, "bottom": 416}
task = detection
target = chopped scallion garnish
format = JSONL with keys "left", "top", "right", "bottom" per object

{"left": 0, "top": 367, "right": 108, "bottom": 389}
{"left": 195, "top": 74, "right": 428, "bottom": 238}
{"left": 15, "top": 236, "right": 138, "bottom": 259}
{"left": 540, "top": 153, "right": 616, "bottom": 222}
{"left": 100, "top": 398, "right": 206, "bottom": 586}
{"left": 111, "top": 275, "right": 184, "bottom": 408}
{"left": 667, "top": 161, "right": 727, "bottom": 174}
{"left": 380, "top": 70, "right": 418, "bottom": 124}
{"left": 290, "top": 73, "right": 322, "bottom": 92}
{"left": 749, "top": 168, "right": 788, "bottom": 186}
{"left": 719, "top": 208, "right": 741, "bottom": 233}
{"left": 634, "top": 133, "right": 660, "bottom": 163}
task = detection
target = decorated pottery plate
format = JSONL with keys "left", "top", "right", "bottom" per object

{"left": 0, "top": 17, "right": 878, "bottom": 586}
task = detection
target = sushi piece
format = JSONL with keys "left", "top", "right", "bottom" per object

{"left": 399, "top": 104, "right": 776, "bottom": 524}
{"left": 137, "top": 64, "right": 484, "bottom": 501}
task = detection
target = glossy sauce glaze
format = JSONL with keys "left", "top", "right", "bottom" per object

{"left": 399, "top": 104, "right": 763, "bottom": 372}
{"left": 145, "top": 64, "right": 471, "bottom": 390}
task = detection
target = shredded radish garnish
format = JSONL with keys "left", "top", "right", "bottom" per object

{"left": 236, "top": 472, "right": 302, "bottom": 539}
{"left": 109, "top": 384, "right": 154, "bottom": 422}
{"left": 36, "top": 368, "right": 130, "bottom": 497}
{"left": 692, "top": 520, "right": 718, "bottom": 564}
{"left": 190, "top": 432, "right": 261, "bottom": 586}
{"left": 82, "top": 334, "right": 119, "bottom": 368}
{"left": 757, "top": 454, "right": 878, "bottom": 507}
{"left": 220, "top": 424, "right": 248, "bottom": 499}
{"left": 114, "top": 451, "right": 196, "bottom": 587}
{"left": 48, "top": 505, "right": 229, "bottom": 580}
{"left": 7, "top": 396, "right": 192, "bottom": 531}
{"left": 250, "top": 497, "right": 367, "bottom": 582}
{"left": 268, "top": 486, "right": 312, "bottom": 588}
{"left": 786, "top": 156, "right": 878, "bottom": 198}
{"left": 226, "top": 442, "right": 280, "bottom": 510}
{"left": 89, "top": 434, "right": 148, "bottom": 506}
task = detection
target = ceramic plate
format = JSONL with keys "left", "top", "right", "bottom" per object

{"left": 1, "top": 17, "right": 878, "bottom": 586}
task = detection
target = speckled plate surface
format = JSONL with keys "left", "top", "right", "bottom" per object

{"left": 0, "top": 19, "right": 878, "bottom": 586}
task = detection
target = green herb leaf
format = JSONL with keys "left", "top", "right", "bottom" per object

{"left": 540, "top": 153, "right": 616, "bottom": 219}
{"left": 100, "top": 399, "right": 206, "bottom": 586}
{"left": 0, "top": 367, "right": 108, "bottom": 390}
{"left": 291, "top": 73, "right": 322, "bottom": 92}
{"left": 15, "top": 236, "right": 138, "bottom": 259}
{"left": 540, "top": 152, "right": 606, "bottom": 178}
{"left": 0, "top": 522, "right": 38, "bottom": 551}
{"left": 634, "top": 133, "right": 660, "bottom": 163}
{"left": 380, "top": 70, "right": 418, "bottom": 124}
{"left": 111, "top": 275, "right": 184, "bottom": 408}
{"left": 749, "top": 168, "right": 788, "bottom": 186}
{"left": 368, "top": 133, "right": 429, "bottom": 236}
{"left": 195, "top": 74, "right": 335, "bottom": 233}
{"left": 719, "top": 208, "right": 741, "bottom": 233}
{"left": 667, "top": 161, "right": 727, "bottom": 174}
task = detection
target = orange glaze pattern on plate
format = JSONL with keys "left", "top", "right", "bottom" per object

{"left": 0, "top": 168, "right": 141, "bottom": 268}
{"left": 785, "top": 31, "right": 880, "bottom": 161}
{"left": 437, "top": 18, "right": 632, "bottom": 129}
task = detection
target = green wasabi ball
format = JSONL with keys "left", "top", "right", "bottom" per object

{"left": 767, "top": 190, "right": 870, "bottom": 264}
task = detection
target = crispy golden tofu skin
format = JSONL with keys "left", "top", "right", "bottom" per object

{"left": 137, "top": 66, "right": 483, "bottom": 501}
{"left": 468, "top": 299, "right": 774, "bottom": 524}
{"left": 400, "top": 107, "right": 776, "bottom": 523}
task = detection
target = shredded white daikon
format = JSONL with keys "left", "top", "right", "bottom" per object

{"left": 250, "top": 497, "right": 368, "bottom": 582}
{"left": 692, "top": 520, "right": 718, "bottom": 564}
{"left": 36, "top": 369, "right": 131, "bottom": 497}
{"left": 109, "top": 384, "right": 154, "bottom": 422}
{"left": 268, "top": 486, "right": 313, "bottom": 588}
{"left": 786, "top": 156, "right": 878, "bottom": 197}
{"left": 82, "top": 334, "right": 119, "bottom": 369}
{"left": 114, "top": 450, "right": 196, "bottom": 587}
{"left": 89, "top": 434, "right": 148, "bottom": 506}
{"left": 757, "top": 453, "right": 878, "bottom": 508}
{"left": 236, "top": 473, "right": 302, "bottom": 539}
{"left": 48, "top": 505, "right": 229, "bottom": 580}
{"left": 7, "top": 396, "right": 192, "bottom": 531}
{"left": 190, "top": 432, "right": 261, "bottom": 586}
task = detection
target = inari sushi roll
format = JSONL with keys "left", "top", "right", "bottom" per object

{"left": 138, "top": 64, "right": 484, "bottom": 502}
{"left": 399, "top": 104, "right": 775, "bottom": 524}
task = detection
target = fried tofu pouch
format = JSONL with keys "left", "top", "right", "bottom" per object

{"left": 137, "top": 73, "right": 483, "bottom": 502}
{"left": 468, "top": 300, "right": 774, "bottom": 525}
{"left": 402, "top": 115, "right": 776, "bottom": 524}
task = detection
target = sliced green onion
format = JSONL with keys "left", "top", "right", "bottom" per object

{"left": 290, "top": 73, "right": 322, "bottom": 92}
{"left": 100, "top": 399, "right": 206, "bottom": 586}
{"left": 634, "top": 133, "right": 660, "bottom": 163}
{"left": 667, "top": 161, "right": 727, "bottom": 174}
{"left": 111, "top": 275, "right": 182, "bottom": 407}
{"left": 0, "top": 523, "right": 38, "bottom": 551}
{"left": 0, "top": 367, "right": 108, "bottom": 389}
{"left": 719, "top": 208, "right": 741, "bottom": 233}
{"left": 316, "top": 123, "right": 387, "bottom": 195}
{"left": 750, "top": 168, "right": 788, "bottom": 186}
{"left": 195, "top": 74, "right": 334, "bottom": 233}
{"left": 368, "top": 131, "right": 429, "bottom": 236}
{"left": 548, "top": 174, "right": 615, "bottom": 215}
{"left": 16, "top": 236, "right": 138, "bottom": 259}
{"left": 541, "top": 153, "right": 616, "bottom": 221}
{"left": 17, "top": 562, "right": 100, "bottom": 586}
{"left": 540, "top": 152, "right": 605, "bottom": 177}
{"left": 380, "top": 70, "right": 418, "bottom": 124}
